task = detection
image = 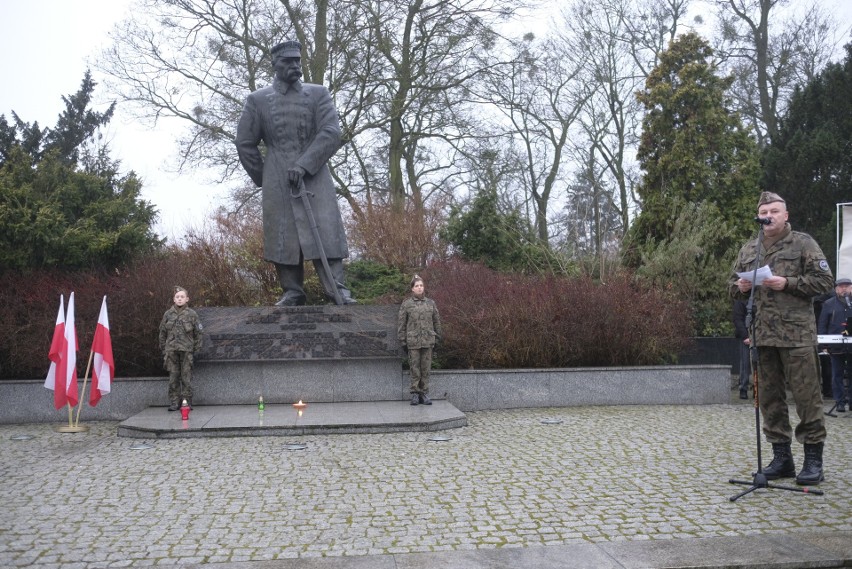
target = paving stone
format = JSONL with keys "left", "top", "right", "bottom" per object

{"left": 0, "top": 405, "right": 850, "bottom": 568}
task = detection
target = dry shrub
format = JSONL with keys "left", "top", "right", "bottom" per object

{"left": 181, "top": 210, "right": 280, "bottom": 306}
{"left": 424, "top": 260, "right": 694, "bottom": 368}
{"left": 0, "top": 256, "right": 189, "bottom": 379}
{"left": 346, "top": 197, "right": 449, "bottom": 269}
{"left": 0, "top": 244, "right": 275, "bottom": 380}
{"left": 0, "top": 269, "right": 109, "bottom": 380}
{"left": 0, "top": 206, "right": 324, "bottom": 379}
{"left": 108, "top": 254, "right": 205, "bottom": 375}
{"left": 0, "top": 256, "right": 694, "bottom": 379}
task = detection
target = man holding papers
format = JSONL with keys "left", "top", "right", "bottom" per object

{"left": 729, "top": 191, "right": 834, "bottom": 485}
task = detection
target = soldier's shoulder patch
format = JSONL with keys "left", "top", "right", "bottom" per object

{"left": 819, "top": 260, "right": 830, "bottom": 271}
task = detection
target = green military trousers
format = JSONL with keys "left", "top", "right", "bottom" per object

{"left": 408, "top": 347, "right": 433, "bottom": 395}
{"left": 166, "top": 350, "right": 194, "bottom": 403}
{"left": 757, "top": 345, "right": 826, "bottom": 444}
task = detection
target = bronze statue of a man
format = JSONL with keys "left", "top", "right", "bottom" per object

{"left": 236, "top": 40, "right": 356, "bottom": 306}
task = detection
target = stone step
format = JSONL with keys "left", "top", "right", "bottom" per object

{"left": 117, "top": 400, "right": 466, "bottom": 439}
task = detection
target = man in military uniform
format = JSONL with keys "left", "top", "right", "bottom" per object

{"left": 159, "top": 287, "right": 204, "bottom": 411}
{"left": 729, "top": 192, "right": 834, "bottom": 485}
{"left": 235, "top": 40, "right": 356, "bottom": 306}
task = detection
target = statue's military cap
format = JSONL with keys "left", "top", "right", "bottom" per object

{"left": 271, "top": 40, "right": 302, "bottom": 58}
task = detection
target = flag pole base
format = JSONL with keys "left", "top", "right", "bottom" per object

{"left": 56, "top": 425, "right": 89, "bottom": 433}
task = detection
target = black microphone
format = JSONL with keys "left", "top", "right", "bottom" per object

{"left": 754, "top": 216, "right": 771, "bottom": 225}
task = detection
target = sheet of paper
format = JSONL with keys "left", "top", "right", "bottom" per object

{"left": 737, "top": 265, "right": 773, "bottom": 285}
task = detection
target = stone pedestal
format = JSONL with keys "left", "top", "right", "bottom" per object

{"left": 192, "top": 305, "right": 404, "bottom": 404}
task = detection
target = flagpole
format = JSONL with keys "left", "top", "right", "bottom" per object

{"left": 57, "top": 403, "right": 88, "bottom": 432}
{"left": 57, "top": 354, "right": 90, "bottom": 434}
{"left": 74, "top": 350, "right": 95, "bottom": 428}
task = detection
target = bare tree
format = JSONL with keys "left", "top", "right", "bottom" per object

{"left": 98, "top": 0, "right": 524, "bottom": 217}
{"left": 713, "top": 0, "right": 842, "bottom": 146}
{"left": 330, "top": 0, "right": 521, "bottom": 215}
{"left": 474, "top": 34, "right": 593, "bottom": 244}
{"left": 552, "top": 0, "right": 692, "bottom": 255}
{"left": 555, "top": 147, "right": 623, "bottom": 275}
{"left": 621, "top": 0, "right": 692, "bottom": 75}
{"left": 97, "top": 0, "right": 290, "bottom": 180}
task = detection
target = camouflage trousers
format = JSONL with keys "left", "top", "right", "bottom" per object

{"left": 757, "top": 345, "right": 826, "bottom": 445}
{"left": 165, "top": 350, "right": 193, "bottom": 403}
{"left": 408, "top": 347, "right": 433, "bottom": 395}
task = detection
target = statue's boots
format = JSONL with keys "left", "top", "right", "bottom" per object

{"left": 762, "top": 442, "right": 796, "bottom": 479}
{"left": 796, "top": 443, "right": 824, "bottom": 486}
{"left": 276, "top": 294, "right": 306, "bottom": 307}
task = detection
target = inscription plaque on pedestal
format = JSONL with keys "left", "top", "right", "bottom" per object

{"left": 196, "top": 306, "right": 400, "bottom": 361}
{"left": 191, "top": 306, "right": 405, "bottom": 404}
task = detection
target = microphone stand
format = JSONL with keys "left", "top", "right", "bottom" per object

{"left": 728, "top": 224, "right": 824, "bottom": 501}
{"left": 824, "top": 388, "right": 840, "bottom": 418}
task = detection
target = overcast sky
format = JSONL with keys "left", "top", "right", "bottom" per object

{"left": 1, "top": 0, "right": 851, "bottom": 243}
{"left": 0, "top": 0, "right": 224, "bottom": 242}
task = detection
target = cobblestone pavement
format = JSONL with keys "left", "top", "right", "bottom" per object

{"left": 1, "top": 403, "right": 850, "bottom": 568}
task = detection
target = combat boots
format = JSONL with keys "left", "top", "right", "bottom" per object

{"left": 795, "top": 442, "right": 824, "bottom": 486}
{"left": 762, "top": 442, "right": 796, "bottom": 479}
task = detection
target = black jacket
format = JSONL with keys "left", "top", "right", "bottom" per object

{"left": 817, "top": 295, "right": 852, "bottom": 352}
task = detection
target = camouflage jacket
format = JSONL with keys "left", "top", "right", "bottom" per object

{"left": 728, "top": 224, "right": 833, "bottom": 347}
{"left": 159, "top": 306, "right": 203, "bottom": 353}
{"left": 398, "top": 296, "right": 442, "bottom": 349}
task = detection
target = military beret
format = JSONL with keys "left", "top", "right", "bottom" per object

{"left": 757, "top": 191, "right": 785, "bottom": 208}
{"left": 271, "top": 40, "right": 302, "bottom": 58}
{"left": 836, "top": 278, "right": 852, "bottom": 286}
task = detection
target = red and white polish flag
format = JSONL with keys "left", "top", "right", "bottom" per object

{"left": 89, "top": 296, "right": 114, "bottom": 406}
{"left": 44, "top": 294, "right": 67, "bottom": 409}
{"left": 64, "top": 292, "right": 79, "bottom": 408}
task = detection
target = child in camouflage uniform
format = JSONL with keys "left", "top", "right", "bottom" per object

{"left": 159, "top": 287, "right": 203, "bottom": 411}
{"left": 398, "top": 275, "right": 442, "bottom": 406}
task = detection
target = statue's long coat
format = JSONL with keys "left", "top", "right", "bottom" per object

{"left": 235, "top": 78, "right": 348, "bottom": 264}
